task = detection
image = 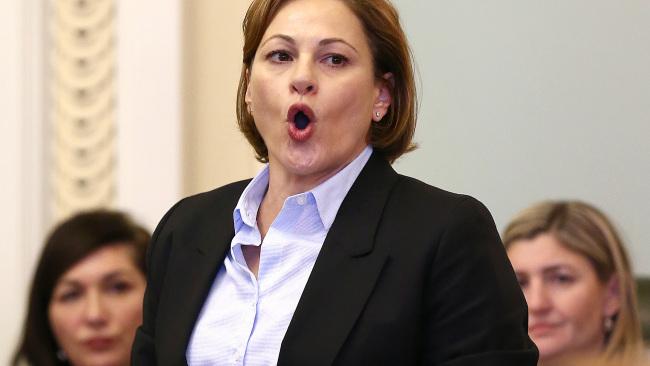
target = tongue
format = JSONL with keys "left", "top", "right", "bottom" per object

{"left": 294, "top": 111, "right": 310, "bottom": 130}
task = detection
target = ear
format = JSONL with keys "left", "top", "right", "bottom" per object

{"left": 603, "top": 275, "right": 621, "bottom": 318}
{"left": 244, "top": 68, "right": 253, "bottom": 106}
{"left": 372, "top": 72, "right": 393, "bottom": 122}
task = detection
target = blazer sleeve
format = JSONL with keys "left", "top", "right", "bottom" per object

{"left": 423, "top": 197, "right": 538, "bottom": 366}
{"left": 131, "top": 199, "right": 183, "bottom": 366}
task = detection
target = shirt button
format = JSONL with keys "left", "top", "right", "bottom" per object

{"left": 296, "top": 195, "right": 307, "bottom": 205}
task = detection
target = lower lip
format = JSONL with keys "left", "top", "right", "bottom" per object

{"left": 287, "top": 121, "right": 314, "bottom": 142}
{"left": 84, "top": 338, "right": 115, "bottom": 351}
{"left": 529, "top": 324, "right": 558, "bottom": 336}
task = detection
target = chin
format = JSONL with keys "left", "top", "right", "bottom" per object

{"left": 282, "top": 146, "right": 321, "bottom": 172}
{"left": 535, "top": 341, "right": 568, "bottom": 362}
{"left": 78, "top": 353, "right": 125, "bottom": 366}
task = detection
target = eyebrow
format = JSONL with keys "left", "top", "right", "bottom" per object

{"left": 57, "top": 270, "right": 132, "bottom": 287}
{"left": 259, "top": 34, "right": 359, "bottom": 54}
{"left": 516, "top": 264, "right": 575, "bottom": 277}
{"left": 541, "top": 264, "right": 574, "bottom": 274}
{"left": 103, "top": 271, "right": 130, "bottom": 282}
{"left": 319, "top": 38, "right": 358, "bottom": 54}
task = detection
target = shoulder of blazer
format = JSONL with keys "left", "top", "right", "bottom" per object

{"left": 385, "top": 173, "right": 500, "bottom": 256}
{"left": 348, "top": 152, "right": 493, "bottom": 232}
{"left": 145, "top": 179, "right": 250, "bottom": 288}
{"left": 150, "top": 179, "right": 251, "bottom": 243}
{"left": 165, "top": 179, "right": 251, "bottom": 230}
{"left": 392, "top": 173, "right": 490, "bottom": 216}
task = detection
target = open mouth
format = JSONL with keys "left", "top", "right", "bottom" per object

{"left": 294, "top": 111, "right": 310, "bottom": 130}
{"left": 287, "top": 104, "right": 315, "bottom": 129}
{"left": 287, "top": 104, "right": 316, "bottom": 141}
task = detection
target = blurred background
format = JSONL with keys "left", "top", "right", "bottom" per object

{"left": 1, "top": 0, "right": 648, "bottom": 363}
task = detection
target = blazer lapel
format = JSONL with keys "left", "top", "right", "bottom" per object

{"left": 278, "top": 154, "right": 400, "bottom": 366}
{"left": 157, "top": 187, "right": 244, "bottom": 365}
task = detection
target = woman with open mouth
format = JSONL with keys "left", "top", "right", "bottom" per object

{"left": 133, "top": 0, "right": 537, "bottom": 365}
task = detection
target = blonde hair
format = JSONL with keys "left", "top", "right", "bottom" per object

{"left": 236, "top": 0, "right": 418, "bottom": 163}
{"left": 571, "top": 352, "right": 650, "bottom": 366}
{"left": 503, "top": 200, "right": 643, "bottom": 360}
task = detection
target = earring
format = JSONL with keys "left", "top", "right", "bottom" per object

{"left": 375, "top": 111, "right": 381, "bottom": 118}
{"left": 604, "top": 317, "right": 614, "bottom": 332}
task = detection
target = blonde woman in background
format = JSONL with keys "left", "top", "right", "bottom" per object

{"left": 503, "top": 200, "right": 645, "bottom": 366}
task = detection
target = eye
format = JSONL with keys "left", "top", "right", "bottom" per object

{"left": 548, "top": 273, "right": 575, "bottom": 285}
{"left": 267, "top": 50, "right": 293, "bottom": 63}
{"left": 322, "top": 54, "right": 348, "bottom": 67}
{"left": 56, "top": 289, "right": 82, "bottom": 303}
{"left": 106, "top": 280, "right": 132, "bottom": 294}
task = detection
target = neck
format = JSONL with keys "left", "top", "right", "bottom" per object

{"left": 255, "top": 163, "right": 339, "bottom": 238}
{"left": 538, "top": 344, "right": 604, "bottom": 366}
{"left": 266, "top": 168, "right": 336, "bottom": 202}
{"left": 257, "top": 155, "right": 355, "bottom": 237}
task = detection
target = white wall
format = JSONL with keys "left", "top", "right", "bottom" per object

{"left": 115, "top": 0, "right": 182, "bottom": 231}
{"left": 0, "top": 0, "right": 45, "bottom": 363}
{"left": 183, "top": 1, "right": 261, "bottom": 196}
{"left": 393, "top": 0, "right": 650, "bottom": 274}
{"left": 0, "top": 1, "right": 27, "bottom": 362}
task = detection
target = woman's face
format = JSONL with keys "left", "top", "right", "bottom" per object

{"left": 245, "top": 0, "right": 391, "bottom": 185}
{"left": 48, "top": 244, "right": 146, "bottom": 366}
{"left": 507, "top": 233, "right": 619, "bottom": 363}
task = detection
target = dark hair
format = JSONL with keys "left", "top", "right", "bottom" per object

{"left": 12, "top": 210, "right": 150, "bottom": 366}
{"left": 236, "top": 0, "right": 418, "bottom": 164}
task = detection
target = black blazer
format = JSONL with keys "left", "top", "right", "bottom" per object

{"left": 132, "top": 153, "right": 538, "bottom": 365}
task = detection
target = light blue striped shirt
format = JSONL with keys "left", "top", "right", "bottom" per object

{"left": 186, "top": 146, "right": 373, "bottom": 366}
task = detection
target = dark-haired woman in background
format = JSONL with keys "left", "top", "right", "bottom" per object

{"left": 12, "top": 210, "right": 150, "bottom": 366}
{"left": 133, "top": 0, "right": 537, "bottom": 364}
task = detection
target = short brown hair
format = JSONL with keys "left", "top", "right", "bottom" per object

{"left": 503, "top": 200, "right": 643, "bottom": 360}
{"left": 236, "top": 0, "right": 418, "bottom": 163}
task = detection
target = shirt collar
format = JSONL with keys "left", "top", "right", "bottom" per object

{"left": 233, "top": 167, "right": 269, "bottom": 231}
{"left": 233, "top": 145, "right": 373, "bottom": 232}
{"left": 310, "top": 145, "right": 372, "bottom": 230}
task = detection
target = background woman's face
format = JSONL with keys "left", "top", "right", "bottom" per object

{"left": 507, "top": 233, "right": 618, "bottom": 362}
{"left": 48, "top": 244, "right": 146, "bottom": 366}
{"left": 246, "top": 0, "right": 389, "bottom": 182}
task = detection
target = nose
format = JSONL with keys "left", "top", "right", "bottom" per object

{"left": 83, "top": 290, "right": 108, "bottom": 327}
{"left": 525, "top": 279, "right": 552, "bottom": 314}
{"left": 290, "top": 58, "right": 317, "bottom": 95}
